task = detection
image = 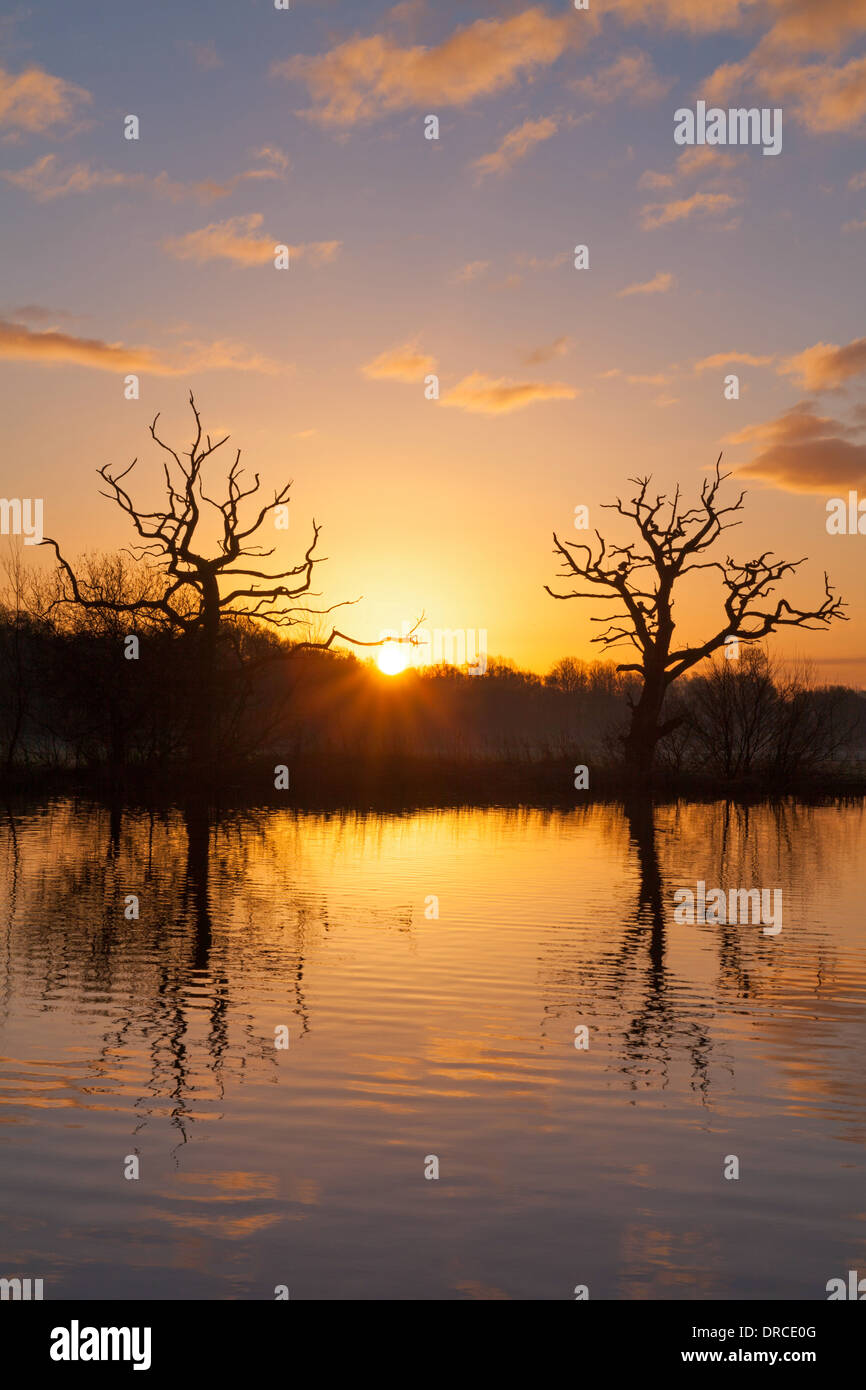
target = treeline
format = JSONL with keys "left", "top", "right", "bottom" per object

{"left": 1, "top": 554, "right": 863, "bottom": 784}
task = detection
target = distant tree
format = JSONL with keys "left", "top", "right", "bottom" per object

{"left": 684, "top": 646, "right": 778, "bottom": 779}
{"left": 546, "top": 656, "right": 588, "bottom": 693}
{"left": 761, "top": 656, "right": 855, "bottom": 779}
{"left": 545, "top": 461, "right": 846, "bottom": 778}
{"left": 38, "top": 553, "right": 187, "bottom": 770}
{"left": 546, "top": 656, "right": 631, "bottom": 698}
{"left": 672, "top": 648, "right": 857, "bottom": 780}
{"left": 0, "top": 544, "right": 46, "bottom": 770}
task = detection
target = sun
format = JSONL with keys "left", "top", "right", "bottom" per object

{"left": 377, "top": 640, "right": 410, "bottom": 676}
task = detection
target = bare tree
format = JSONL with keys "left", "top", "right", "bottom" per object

{"left": 43, "top": 393, "right": 417, "bottom": 769}
{"left": 545, "top": 460, "right": 846, "bottom": 778}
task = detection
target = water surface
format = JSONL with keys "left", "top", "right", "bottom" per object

{"left": 0, "top": 797, "right": 863, "bottom": 1299}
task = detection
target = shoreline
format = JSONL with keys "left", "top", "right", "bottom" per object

{"left": 4, "top": 755, "right": 866, "bottom": 810}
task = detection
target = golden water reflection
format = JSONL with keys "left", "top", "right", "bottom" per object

{"left": 0, "top": 797, "right": 863, "bottom": 1298}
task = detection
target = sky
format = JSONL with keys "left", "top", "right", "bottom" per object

{"left": 1, "top": 0, "right": 866, "bottom": 679}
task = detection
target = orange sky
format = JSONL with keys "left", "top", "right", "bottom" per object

{"left": 1, "top": 1, "right": 866, "bottom": 679}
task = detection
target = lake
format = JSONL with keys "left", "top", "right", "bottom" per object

{"left": 0, "top": 796, "right": 863, "bottom": 1300}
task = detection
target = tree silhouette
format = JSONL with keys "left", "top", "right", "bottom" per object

{"left": 42, "top": 393, "right": 416, "bottom": 770}
{"left": 545, "top": 460, "right": 846, "bottom": 779}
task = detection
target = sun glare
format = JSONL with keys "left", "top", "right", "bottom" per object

{"left": 377, "top": 641, "right": 410, "bottom": 676}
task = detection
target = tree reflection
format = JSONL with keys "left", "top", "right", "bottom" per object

{"left": 539, "top": 796, "right": 856, "bottom": 1097}
{"left": 0, "top": 798, "right": 322, "bottom": 1147}
{"left": 603, "top": 798, "right": 714, "bottom": 1094}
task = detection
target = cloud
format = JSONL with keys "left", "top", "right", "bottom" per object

{"left": 517, "top": 251, "right": 570, "bottom": 271}
{"left": 252, "top": 145, "right": 290, "bottom": 173}
{"left": 639, "top": 191, "right": 740, "bottom": 229}
{"left": 639, "top": 146, "right": 737, "bottom": 188}
{"left": 178, "top": 39, "right": 223, "bottom": 71}
{"left": 695, "top": 350, "right": 775, "bottom": 371}
{"left": 6, "top": 304, "right": 83, "bottom": 325}
{"left": 0, "top": 317, "right": 166, "bottom": 374}
{"left": 695, "top": 0, "right": 866, "bottom": 142}
{"left": 677, "top": 147, "right": 737, "bottom": 177}
{"left": 2, "top": 155, "right": 122, "bottom": 199}
{"left": 638, "top": 170, "right": 676, "bottom": 191}
{"left": 178, "top": 338, "right": 284, "bottom": 374}
{"left": 731, "top": 401, "right": 866, "bottom": 491}
{"left": 848, "top": 170, "right": 866, "bottom": 191}
{"left": 273, "top": 7, "right": 574, "bottom": 126}
{"left": 0, "top": 64, "right": 90, "bottom": 135}
{"left": 470, "top": 115, "right": 557, "bottom": 181}
{"left": 617, "top": 270, "right": 676, "bottom": 297}
{"left": 442, "top": 371, "right": 577, "bottom": 414}
{"left": 843, "top": 216, "right": 866, "bottom": 232}
{"left": 705, "top": 52, "right": 866, "bottom": 134}
{"left": 768, "top": 55, "right": 866, "bottom": 132}
{"left": 163, "top": 214, "right": 340, "bottom": 267}
{"left": 523, "top": 335, "right": 572, "bottom": 364}
{"left": 361, "top": 341, "right": 437, "bottom": 382}
{"left": 780, "top": 337, "right": 866, "bottom": 390}
{"left": 607, "top": 0, "right": 757, "bottom": 33}
{"left": 702, "top": 58, "right": 756, "bottom": 105}
{"left": 0, "top": 155, "right": 140, "bottom": 200}
{"left": 388, "top": 1, "right": 427, "bottom": 24}
{"left": 1, "top": 153, "right": 287, "bottom": 202}
{"left": 611, "top": 0, "right": 866, "bottom": 50}
{"left": 451, "top": 259, "right": 490, "bottom": 283}
{"left": 487, "top": 251, "right": 568, "bottom": 289}
{"left": 0, "top": 317, "right": 280, "bottom": 376}
{"left": 596, "top": 367, "right": 673, "bottom": 385}
{"left": 729, "top": 401, "right": 857, "bottom": 447}
{"left": 754, "top": 0, "right": 866, "bottom": 55}
{"left": 572, "top": 51, "right": 671, "bottom": 105}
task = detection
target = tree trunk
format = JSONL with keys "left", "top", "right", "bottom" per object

{"left": 188, "top": 571, "right": 220, "bottom": 776}
{"left": 622, "top": 674, "right": 667, "bottom": 781}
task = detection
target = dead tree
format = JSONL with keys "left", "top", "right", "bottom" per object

{"left": 43, "top": 392, "right": 416, "bottom": 769}
{"left": 545, "top": 458, "right": 846, "bottom": 779}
